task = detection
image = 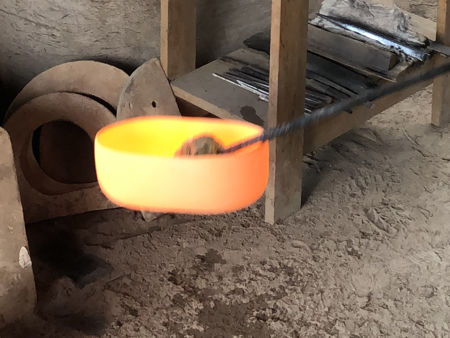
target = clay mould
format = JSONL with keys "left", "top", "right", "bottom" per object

{"left": 5, "top": 60, "right": 128, "bottom": 119}
{"left": 117, "top": 58, "right": 181, "bottom": 120}
{"left": 4, "top": 93, "right": 116, "bottom": 223}
{"left": 5, "top": 61, "right": 128, "bottom": 186}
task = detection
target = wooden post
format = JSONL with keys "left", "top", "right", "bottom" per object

{"left": 265, "top": 0, "right": 309, "bottom": 224}
{"left": 432, "top": 0, "right": 450, "bottom": 127}
{"left": 160, "top": 0, "right": 197, "bottom": 81}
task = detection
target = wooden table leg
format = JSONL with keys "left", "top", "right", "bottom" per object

{"left": 160, "top": 0, "right": 196, "bottom": 81}
{"left": 265, "top": 0, "right": 309, "bottom": 224}
{"left": 432, "top": 0, "right": 450, "bottom": 127}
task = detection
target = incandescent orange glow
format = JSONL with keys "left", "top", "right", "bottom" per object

{"left": 94, "top": 116, "right": 269, "bottom": 214}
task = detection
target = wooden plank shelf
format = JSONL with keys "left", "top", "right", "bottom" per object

{"left": 172, "top": 49, "right": 269, "bottom": 125}
{"left": 165, "top": 0, "right": 446, "bottom": 224}
{"left": 172, "top": 48, "right": 438, "bottom": 153}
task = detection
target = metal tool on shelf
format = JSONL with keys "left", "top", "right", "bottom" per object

{"left": 221, "top": 60, "right": 450, "bottom": 153}
{"left": 212, "top": 61, "right": 365, "bottom": 114}
{"left": 318, "top": 14, "right": 450, "bottom": 61}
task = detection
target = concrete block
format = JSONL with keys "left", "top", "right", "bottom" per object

{"left": 0, "top": 127, "right": 36, "bottom": 328}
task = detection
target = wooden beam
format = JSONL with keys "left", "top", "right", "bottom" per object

{"left": 432, "top": 0, "right": 450, "bottom": 127}
{"left": 409, "top": 11, "right": 436, "bottom": 41}
{"left": 160, "top": 0, "right": 196, "bottom": 81}
{"left": 308, "top": 24, "right": 397, "bottom": 74}
{"left": 265, "top": 0, "right": 309, "bottom": 224}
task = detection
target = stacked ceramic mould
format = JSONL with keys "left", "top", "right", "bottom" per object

{"left": 3, "top": 61, "right": 128, "bottom": 223}
{"left": 3, "top": 58, "right": 181, "bottom": 223}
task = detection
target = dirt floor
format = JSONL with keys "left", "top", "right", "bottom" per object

{"left": 2, "top": 1, "right": 450, "bottom": 337}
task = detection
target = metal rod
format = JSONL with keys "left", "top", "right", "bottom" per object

{"left": 221, "top": 61, "right": 450, "bottom": 154}
{"left": 317, "top": 14, "right": 428, "bottom": 61}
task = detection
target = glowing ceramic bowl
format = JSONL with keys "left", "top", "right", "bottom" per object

{"left": 94, "top": 116, "right": 268, "bottom": 214}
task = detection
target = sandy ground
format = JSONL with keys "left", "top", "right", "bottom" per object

{"left": 2, "top": 1, "right": 450, "bottom": 337}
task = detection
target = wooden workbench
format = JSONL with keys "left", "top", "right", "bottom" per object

{"left": 160, "top": 0, "right": 449, "bottom": 224}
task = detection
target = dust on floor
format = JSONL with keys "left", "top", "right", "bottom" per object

{"left": 2, "top": 1, "right": 449, "bottom": 337}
